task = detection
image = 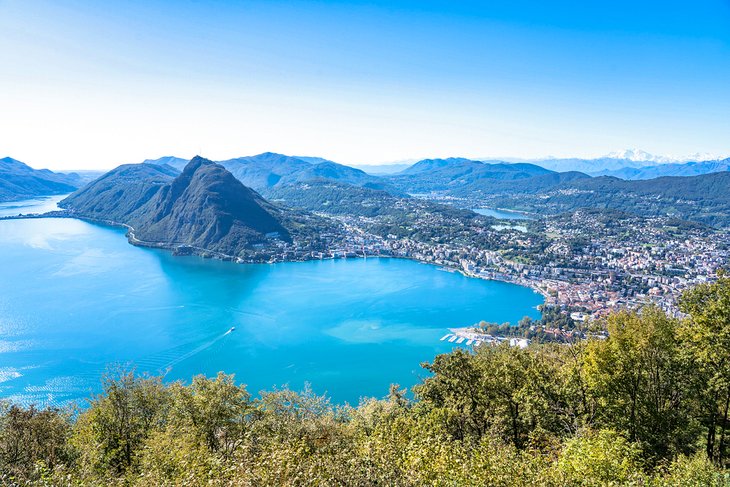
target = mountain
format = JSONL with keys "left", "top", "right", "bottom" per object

{"left": 61, "top": 157, "right": 297, "bottom": 256}
{"left": 220, "top": 152, "right": 391, "bottom": 194}
{"left": 529, "top": 157, "right": 655, "bottom": 174}
{"left": 529, "top": 149, "right": 673, "bottom": 173}
{"left": 386, "top": 157, "right": 556, "bottom": 194}
{"left": 486, "top": 171, "right": 730, "bottom": 227}
{"left": 268, "top": 179, "right": 400, "bottom": 217}
{"left": 144, "top": 152, "right": 394, "bottom": 195}
{"left": 216, "top": 153, "right": 314, "bottom": 192}
{"left": 59, "top": 163, "right": 180, "bottom": 222}
{"left": 572, "top": 171, "right": 730, "bottom": 203}
{"left": 58, "top": 170, "right": 107, "bottom": 186}
{"left": 285, "top": 160, "right": 393, "bottom": 190}
{"left": 527, "top": 151, "right": 730, "bottom": 180}
{"left": 133, "top": 157, "right": 291, "bottom": 250}
{"left": 399, "top": 157, "right": 480, "bottom": 175}
{"left": 596, "top": 159, "right": 730, "bottom": 180}
{"left": 143, "top": 156, "right": 190, "bottom": 171}
{"left": 603, "top": 149, "right": 676, "bottom": 163}
{"left": 293, "top": 156, "right": 337, "bottom": 165}
{"left": 452, "top": 170, "right": 590, "bottom": 198}
{"left": 0, "top": 157, "right": 81, "bottom": 202}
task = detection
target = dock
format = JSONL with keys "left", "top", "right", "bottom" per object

{"left": 439, "top": 327, "right": 530, "bottom": 348}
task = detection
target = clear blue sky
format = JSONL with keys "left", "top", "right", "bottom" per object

{"left": 1, "top": 0, "right": 729, "bottom": 169}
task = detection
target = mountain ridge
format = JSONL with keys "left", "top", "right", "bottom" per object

{"left": 61, "top": 157, "right": 297, "bottom": 257}
{"left": 0, "top": 157, "right": 81, "bottom": 202}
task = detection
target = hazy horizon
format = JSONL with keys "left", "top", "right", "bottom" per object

{"left": 7, "top": 149, "right": 730, "bottom": 172}
{"left": 6, "top": 147, "right": 730, "bottom": 173}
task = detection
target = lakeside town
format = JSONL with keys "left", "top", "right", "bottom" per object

{"left": 311, "top": 208, "right": 729, "bottom": 322}
{"left": 6, "top": 202, "right": 729, "bottom": 326}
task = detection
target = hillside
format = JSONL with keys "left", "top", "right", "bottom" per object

{"left": 60, "top": 163, "right": 179, "bottom": 222}
{"left": 142, "top": 156, "right": 189, "bottom": 171}
{"left": 387, "top": 157, "right": 555, "bottom": 193}
{"left": 453, "top": 170, "right": 590, "bottom": 197}
{"left": 385, "top": 157, "right": 586, "bottom": 197}
{"left": 527, "top": 153, "right": 730, "bottom": 180}
{"left": 268, "top": 179, "right": 399, "bottom": 217}
{"left": 62, "top": 157, "right": 297, "bottom": 256}
{"left": 0, "top": 157, "right": 81, "bottom": 201}
{"left": 134, "top": 157, "right": 291, "bottom": 251}
{"left": 487, "top": 171, "right": 730, "bottom": 227}
{"left": 596, "top": 159, "right": 730, "bottom": 180}
{"left": 220, "top": 152, "right": 391, "bottom": 194}
{"left": 145, "top": 152, "right": 396, "bottom": 196}
{"left": 4, "top": 280, "right": 730, "bottom": 485}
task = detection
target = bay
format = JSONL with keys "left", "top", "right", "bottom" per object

{"left": 0, "top": 218, "right": 543, "bottom": 406}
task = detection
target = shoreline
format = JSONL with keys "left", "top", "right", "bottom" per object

{"left": 1, "top": 212, "right": 549, "bottom": 309}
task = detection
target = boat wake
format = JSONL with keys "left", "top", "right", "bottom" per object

{"left": 158, "top": 328, "right": 234, "bottom": 375}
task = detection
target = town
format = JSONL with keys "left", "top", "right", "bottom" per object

{"left": 9, "top": 201, "right": 728, "bottom": 325}
{"left": 257, "top": 204, "right": 730, "bottom": 322}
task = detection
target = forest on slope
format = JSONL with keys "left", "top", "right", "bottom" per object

{"left": 2, "top": 276, "right": 730, "bottom": 485}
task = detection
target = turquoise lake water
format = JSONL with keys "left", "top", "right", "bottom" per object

{"left": 0, "top": 212, "right": 543, "bottom": 406}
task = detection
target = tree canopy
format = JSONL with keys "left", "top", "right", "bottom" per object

{"left": 3, "top": 278, "right": 730, "bottom": 485}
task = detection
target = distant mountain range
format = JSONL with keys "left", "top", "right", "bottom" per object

{"left": 593, "top": 159, "right": 730, "bottom": 179}
{"left": 518, "top": 151, "right": 730, "bottom": 180}
{"left": 145, "top": 153, "right": 393, "bottom": 196}
{"left": 89, "top": 152, "right": 730, "bottom": 228}
{"left": 5, "top": 149, "right": 730, "bottom": 230}
{"left": 373, "top": 157, "right": 588, "bottom": 199}
{"left": 477, "top": 171, "right": 730, "bottom": 227}
{"left": 0, "top": 157, "right": 82, "bottom": 202}
{"left": 141, "top": 149, "right": 730, "bottom": 186}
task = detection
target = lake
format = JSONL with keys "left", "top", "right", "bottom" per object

{"left": 0, "top": 217, "right": 543, "bottom": 406}
{"left": 0, "top": 194, "right": 69, "bottom": 217}
{"left": 474, "top": 208, "right": 535, "bottom": 220}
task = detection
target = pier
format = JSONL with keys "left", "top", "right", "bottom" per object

{"left": 440, "top": 327, "right": 530, "bottom": 348}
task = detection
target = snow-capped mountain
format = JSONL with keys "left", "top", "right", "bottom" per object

{"left": 520, "top": 149, "right": 730, "bottom": 179}
{"left": 602, "top": 149, "right": 728, "bottom": 164}
{"left": 603, "top": 149, "right": 674, "bottom": 164}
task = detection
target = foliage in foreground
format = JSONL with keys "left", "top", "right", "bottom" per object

{"left": 2, "top": 277, "right": 730, "bottom": 485}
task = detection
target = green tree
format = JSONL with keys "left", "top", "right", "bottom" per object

{"left": 555, "top": 429, "right": 645, "bottom": 485}
{"left": 168, "top": 372, "right": 252, "bottom": 457}
{"left": 679, "top": 274, "right": 730, "bottom": 465}
{"left": 0, "top": 403, "right": 73, "bottom": 484}
{"left": 415, "top": 347, "right": 493, "bottom": 441}
{"left": 584, "top": 307, "right": 697, "bottom": 463}
{"left": 416, "top": 343, "right": 591, "bottom": 449}
{"left": 70, "top": 368, "right": 170, "bottom": 477}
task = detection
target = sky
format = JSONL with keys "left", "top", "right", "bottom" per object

{"left": 1, "top": 0, "right": 729, "bottom": 170}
